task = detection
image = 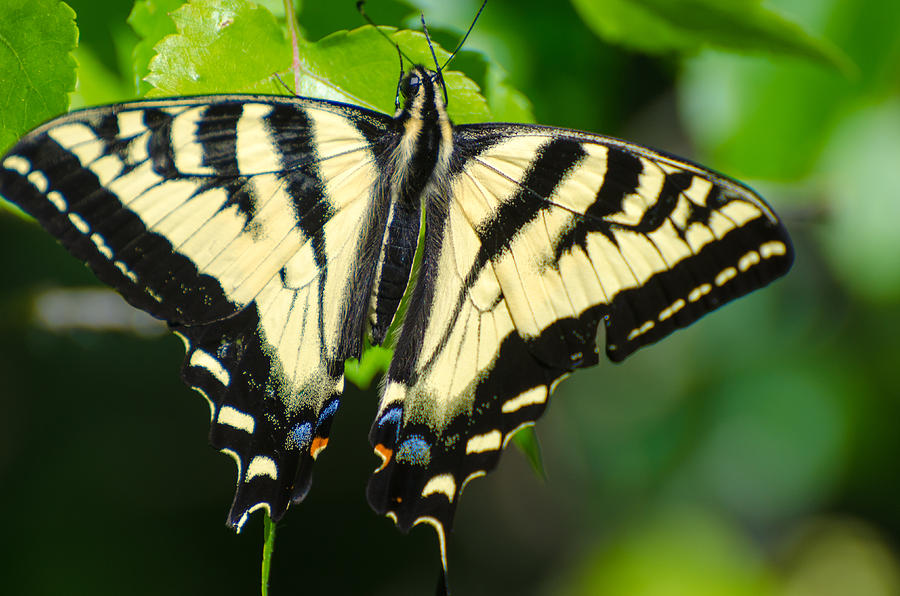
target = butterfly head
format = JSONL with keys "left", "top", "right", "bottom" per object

{"left": 400, "top": 66, "right": 441, "bottom": 101}
{"left": 395, "top": 65, "right": 450, "bottom": 122}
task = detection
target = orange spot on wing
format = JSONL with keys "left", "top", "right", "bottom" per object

{"left": 374, "top": 444, "right": 393, "bottom": 472}
{"left": 310, "top": 436, "right": 329, "bottom": 459}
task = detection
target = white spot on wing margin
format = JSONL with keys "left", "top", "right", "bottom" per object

{"left": 90, "top": 233, "right": 113, "bottom": 259}
{"left": 27, "top": 170, "right": 49, "bottom": 193}
{"left": 501, "top": 386, "right": 547, "bottom": 414}
{"left": 218, "top": 405, "right": 255, "bottom": 434}
{"left": 220, "top": 450, "right": 272, "bottom": 533}
{"left": 233, "top": 502, "right": 272, "bottom": 534}
{"left": 48, "top": 191, "right": 67, "bottom": 212}
{"left": 246, "top": 455, "right": 277, "bottom": 481}
{"left": 68, "top": 212, "right": 90, "bottom": 234}
{"left": 2, "top": 155, "right": 31, "bottom": 175}
{"left": 460, "top": 470, "right": 486, "bottom": 496}
{"left": 760, "top": 241, "right": 787, "bottom": 258}
{"left": 189, "top": 349, "right": 231, "bottom": 386}
{"left": 421, "top": 473, "right": 456, "bottom": 501}
{"left": 503, "top": 421, "right": 536, "bottom": 449}
{"left": 465, "top": 430, "right": 502, "bottom": 454}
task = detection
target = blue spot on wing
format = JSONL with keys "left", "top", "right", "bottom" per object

{"left": 287, "top": 422, "right": 312, "bottom": 449}
{"left": 317, "top": 398, "right": 340, "bottom": 425}
{"left": 377, "top": 406, "right": 404, "bottom": 442}
{"left": 396, "top": 435, "right": 431, "bottom": 466}
{"left": 378, "top": 407, "right": 402, "bottom": 428}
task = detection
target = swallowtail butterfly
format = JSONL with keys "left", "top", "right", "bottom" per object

{"left": 0, "top": 15, "right": 792, "bottom": 583}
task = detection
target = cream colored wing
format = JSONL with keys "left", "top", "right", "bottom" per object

{"left": 367, "top": 122, "right": 792, "bottom": 565}
{"left": 0, "top": 96, "right": 394, "bottom": 528}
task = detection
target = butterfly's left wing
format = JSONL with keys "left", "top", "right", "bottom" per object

{"left": 0, "top": 96, "right": 395, "bottom": 529}
{"left": 367, "top": 122, "right": 793, "bottom": 563}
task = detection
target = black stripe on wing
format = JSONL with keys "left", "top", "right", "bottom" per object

{"left": 267, "top": 103, "right": 333, "bottom": 268}
{"left": 145, "top": 107, "right": 180, "bottom": 179}
{"left": 476, "top": 138, "right": 587, "bottom": 262}
{"left": 193, "top": 103, "right": 259, "bottom": 222}
{"left": 0, "top": 129, "right": 238, "bottom": 324}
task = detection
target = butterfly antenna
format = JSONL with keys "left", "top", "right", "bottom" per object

{"left": 441, "top": 0, "right": 487, "bottom": 71}
{"left": 357, "top": 1, "right": 414, "bottom": 65}
{"left": 420, "top": 13, "right": 449, "bottom": 105}
{"left": 393, "top": 45, "right": 404, "bottom": 110}
{"left": 357, "top": 1, "right": 414, "bottom": 110}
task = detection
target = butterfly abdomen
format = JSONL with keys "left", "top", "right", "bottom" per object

{"left": 369, "top": 199, "right": 421, "bottom": 345}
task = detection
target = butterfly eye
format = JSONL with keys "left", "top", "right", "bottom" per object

{"left": 402, "top": 74, "right": 421, "bottom": 98}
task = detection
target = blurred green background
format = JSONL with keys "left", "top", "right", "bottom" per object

{"left": 1, "top": 0, "right": 899, "bottom": 594}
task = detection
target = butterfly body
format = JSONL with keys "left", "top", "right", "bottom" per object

{"left": 368, "top": 66, "right": 452, "bottom": 346}
{"left": 0, "top": 60, "right": 792, "bottom": 571}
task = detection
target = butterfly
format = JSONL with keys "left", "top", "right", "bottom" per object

{"left": 0, "top": 16, "right": 792, "bottom": 583}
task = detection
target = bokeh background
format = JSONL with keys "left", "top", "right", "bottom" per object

{"left": 1, "top": 0, "right": 899, "bottom": 594}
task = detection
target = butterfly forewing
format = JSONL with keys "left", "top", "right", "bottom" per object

{"left": 461, "top": 124, "right": 793, "bottom": 361}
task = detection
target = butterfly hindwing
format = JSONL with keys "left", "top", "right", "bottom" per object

{"left": 0, "top": 95, "right": 396, "bottom": 528}
{"left": 368, "top": 122, "right": 792, "bottom": 554}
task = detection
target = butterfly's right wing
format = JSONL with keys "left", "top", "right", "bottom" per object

{"left": 367, "top": 121, "right": 792, "bottom": 564}
{"left": 0, "top": 96, "right": 394, "bottom": 528}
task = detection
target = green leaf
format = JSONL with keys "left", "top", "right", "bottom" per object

{"left": 128, "top": 0, "right": 185, "bottom": 95}
{"left": 691, "top": 365, "right": 850, "bottom": 521}
{"left": 293, "top": 26, "right": 491, "bottom": 123}
{"left": 679, "top": 50, "right": 846, "bottom": 180}
{"left": 344, "top": 345, "right": 392, "bottom": 390}
{"left": 142, "top": 1, "right": 493, "bottom": 124}
{"left": 511, "top": 426, "right": 546, "bottom": 480}
{"left": 0, "top": 0, "right": 78, "bottom": 153}
{"left": 570, "top": 0, "right": 851, "bottom": 73}
{"left": 70, "top": 46, "right": 134, "bottom": 108}
{"left": 256, "top": 0, "right": 287, "bottom": 19}
{"left": 146, "top": 0, "right": 292, "bottom": 95}
{"left": 444, "top": 48, "right": 535, "bottom": 123}
{"left": 484, "top": 61, "right": 535, "bottom": 123}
